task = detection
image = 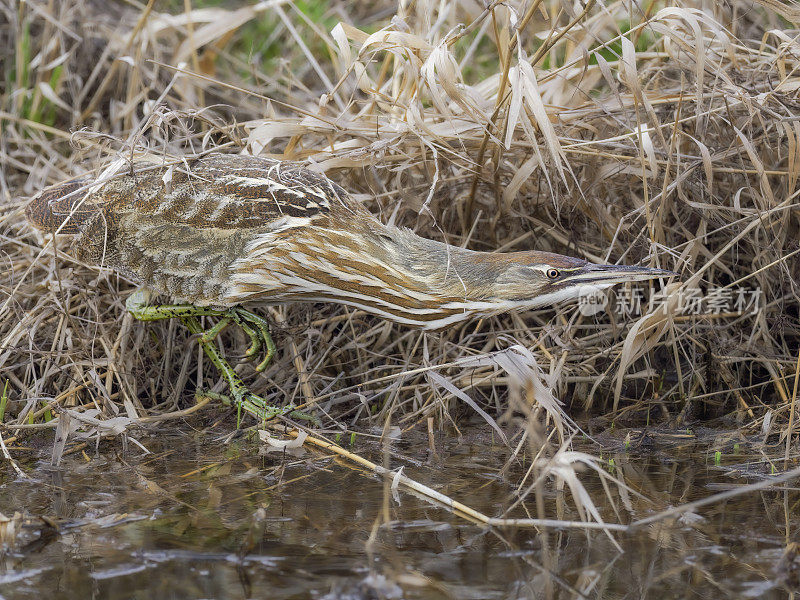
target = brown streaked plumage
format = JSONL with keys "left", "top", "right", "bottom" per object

{"left": 26, "top": 154, "right": 675, "bottom": 331}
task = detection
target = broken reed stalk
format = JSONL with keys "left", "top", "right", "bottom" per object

{"left": 266, "top": 423, "right": 800, "bottom": 546}
{"left": 269, "top": 424, "right": 628, "bottom": 534}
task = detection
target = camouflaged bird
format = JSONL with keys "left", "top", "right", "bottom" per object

{"left": 26, "top": 154, "right": 673, "bottom": 331}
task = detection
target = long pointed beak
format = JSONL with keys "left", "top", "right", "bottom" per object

{"left": 567, "top": 263, "right": 678, "bottom": 287}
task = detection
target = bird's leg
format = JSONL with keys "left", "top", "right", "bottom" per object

{"left": 180, "top": 315, "right": 286, "bottom": 423}
{"left": 125, "top": 289, "right": 228, "bottom": 321}
{"left": 126, "top": 292, "right": 275, "bottom": 369}
{"left": 124, "top": 290, "right": 305, "bottom": 423}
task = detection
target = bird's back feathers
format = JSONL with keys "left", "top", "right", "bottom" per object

{"left": 25, "top": 155, "right": 369, "bottom": 305}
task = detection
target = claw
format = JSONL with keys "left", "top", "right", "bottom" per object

{"left": 229, "top": 308, "right": 275, "bottom": 372}
{"left": 237, "top": 319, "right": 261, "bottom": 358}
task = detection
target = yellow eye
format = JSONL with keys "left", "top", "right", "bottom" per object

{"left": 546, "top": 268, "right": 560, "bottom": 279}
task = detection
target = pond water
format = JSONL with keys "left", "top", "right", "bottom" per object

{"left": 0, "top": 423, "right": 795, "bottom": 599}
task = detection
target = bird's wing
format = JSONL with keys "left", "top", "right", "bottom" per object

{"left": 99, "top": 155, "right": 364, "bottom": 230}
{"left": 26, "top": 155, "right": 364, "bottom": 234}
{"left": 25, "top": 156, "right": 370, "bottom": 293}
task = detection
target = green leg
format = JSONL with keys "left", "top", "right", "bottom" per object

{"left": 181, "top": 316, "right": 286, "bottom": 422}
{"left": 125, "top": 290, "right": 307, "bottom": 423}
{"left": 126, "top": 288, "right": 227, "bottom": 321}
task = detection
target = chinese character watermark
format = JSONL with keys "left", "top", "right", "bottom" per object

{"left": 577, "top": 286, "right": 762, "bottom": 318}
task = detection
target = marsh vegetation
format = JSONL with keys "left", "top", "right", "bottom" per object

{"left": 1, "top": 0, "right": 800, "bottom": 596}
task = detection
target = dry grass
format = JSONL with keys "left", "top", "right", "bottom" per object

{"left": 1, "top": 0, "right": 800, "bottom": 522}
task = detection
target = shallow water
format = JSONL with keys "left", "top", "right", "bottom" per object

{"left": 0, "top": 424, "right": 796, "bottom": 599}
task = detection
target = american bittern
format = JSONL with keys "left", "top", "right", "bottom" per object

{"left": 26, "top": 154, "right": 674, "bottom": 420}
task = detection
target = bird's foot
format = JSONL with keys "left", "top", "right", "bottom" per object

{"left": 184, "top": 315, "right": 314, "bottom": 424}
{"left": 200, "top": 307, "right": 276, "bottom": 372}
{"left": 126, "top": 291, "right": 310, "bottom": 424}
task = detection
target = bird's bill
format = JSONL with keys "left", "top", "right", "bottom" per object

{"left": 567, "top": 263, "right": 678, "bottom": 287}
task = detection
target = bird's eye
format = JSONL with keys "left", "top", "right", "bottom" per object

{"left": 546, "top": 268, "right": 560, "bottom": 279}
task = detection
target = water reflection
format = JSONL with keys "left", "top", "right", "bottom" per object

{"left": 0, "top": 426, "right": 795, "bottom": 599}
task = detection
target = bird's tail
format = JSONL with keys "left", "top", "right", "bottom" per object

{"left": 25, "top": 180, "right": 97, "bottom": 234}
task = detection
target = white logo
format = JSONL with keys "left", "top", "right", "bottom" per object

{"left": 577, "top": 285, "right": 608, "bottom": 316}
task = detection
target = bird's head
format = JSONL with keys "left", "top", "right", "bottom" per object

{"left": 484, "top": 250, "right": 676, "bottom": 308}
